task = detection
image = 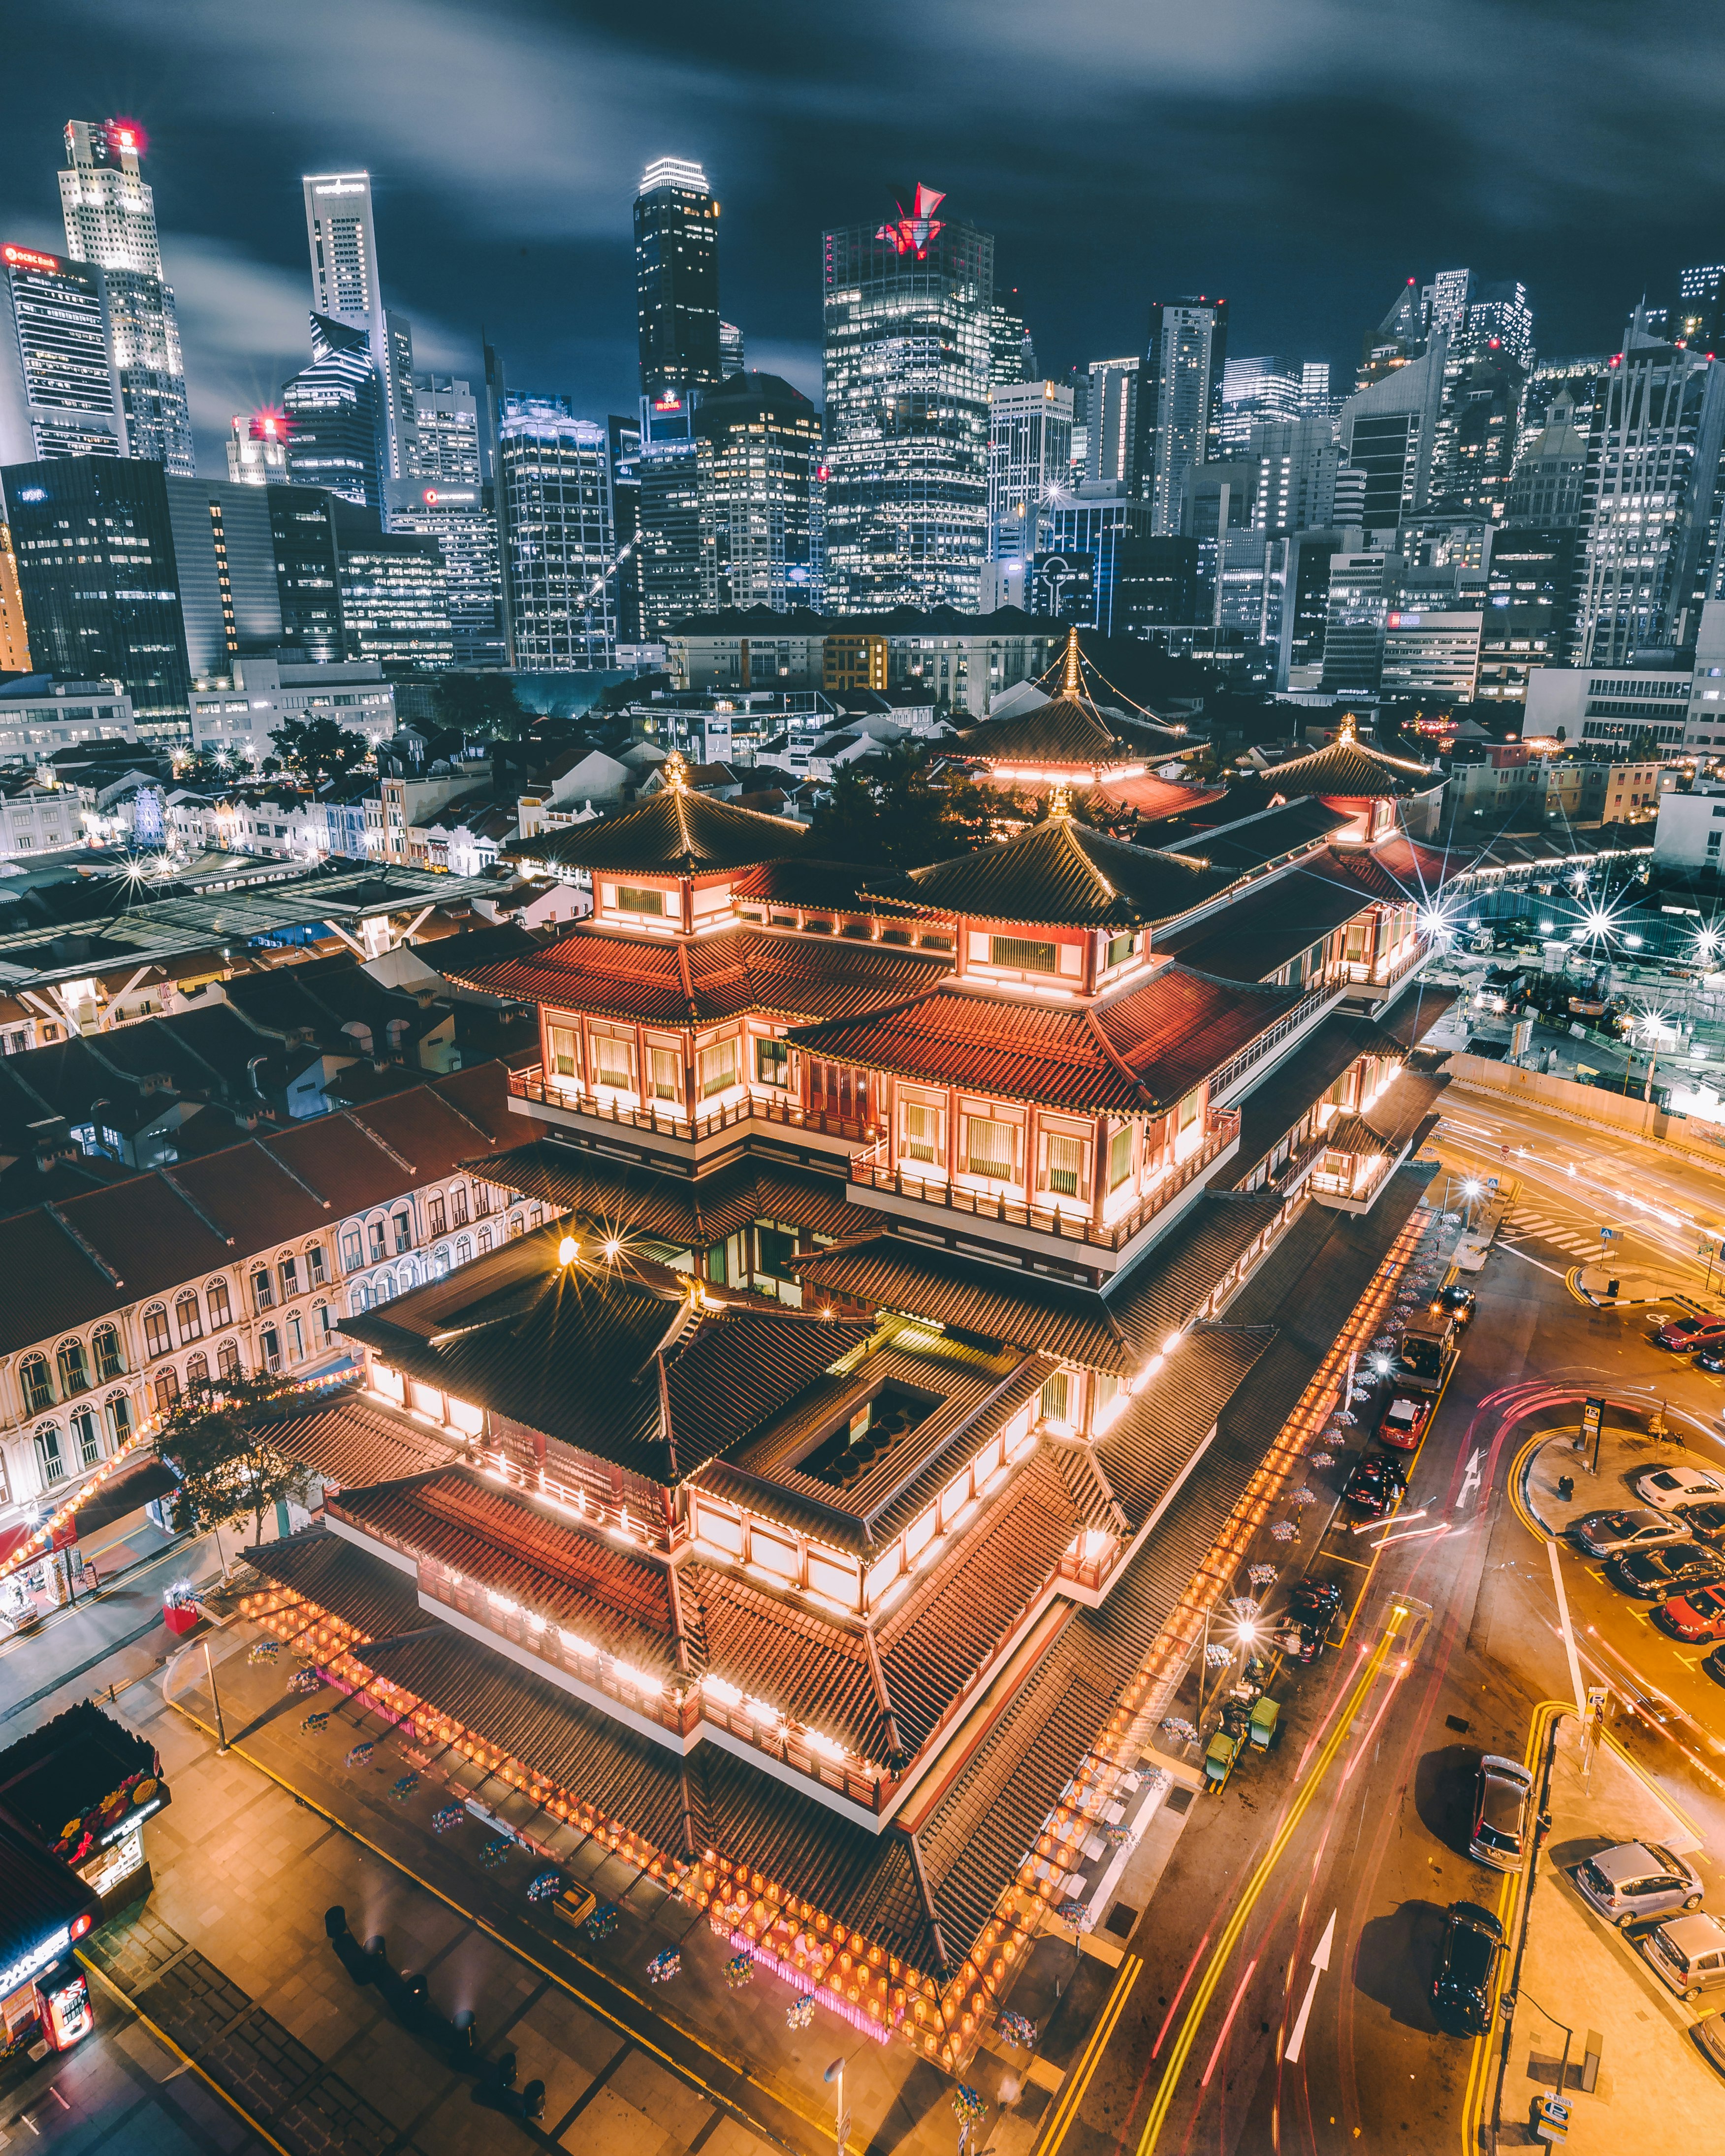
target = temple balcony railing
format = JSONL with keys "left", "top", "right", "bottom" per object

{"left": 506, "top": 1068, "right": 864, "bottom": 1159}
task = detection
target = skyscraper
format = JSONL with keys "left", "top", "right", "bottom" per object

{"left": 1573, "top": 324, "right": 1725, "bottom": 664}
{"left": 59, "top": 119, "right": 194, "bottom": 476}
{"left": 823, "top": 185, "right": 992, "bottom": 612}
{"left": 636, "top": 440, "right": 703, "bottom": 643}
{"left": 225, "top": 410, "right": 288, "bottom": 485}
{"left": 1247, "top": 417, "right": 1342, "bottom": 534}
{"left": 1426, "top": 339, "right": 1526, "bottom": 520}
{"left": 301, "top": 172, "right": 415, "bottom": 482}
{"left": 719, "top": 322, "right": 745, "bottom": 379}
{"left": 1141, "top": 298, "right": 1228, "bottom": 535}
{"left": 988, "top": 380, "right": 1074, "bottom": 567}
{"left": 1086, "top": 358, "right": 1140, "bottom": 489}
{"left": 493, "top": 398, "right": 616, "bottom": 669}
{"left": 1218, "top": 356, "right": 1303, "bottom": 452}
{"left": 1676, "top": 265, "right": 1725, "bottom": 352}
{"left": 281, "top": 315, "right": 386, "bottom": 510}
{"left": 1337, "top": 338, "right": 1448, "bottom": 532}
{"left": 385, "top": 377, "right": 505, "bottom": 668}
{"left": 695, "top": 371, "right": 823, "bottom": 612}
{"left": 0, "top": 242, "right": 126, "bottom": 464}
{"left": 635, "top": 159, "right": 723, "bottom": 403}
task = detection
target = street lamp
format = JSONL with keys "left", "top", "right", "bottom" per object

{"left": 1461, "top": 1177, "right": 1483, "bottom": 1231}
{"left": 824, "top": 2058, "right": 847, "bottom": 2156}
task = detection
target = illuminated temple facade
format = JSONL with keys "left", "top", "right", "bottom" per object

{"left": 239, "top": 697, "right": 1454, "bottom": 2064}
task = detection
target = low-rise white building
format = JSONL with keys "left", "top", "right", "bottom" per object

{"left": 0, "top": 677, "right": 137, "bottom": 761}
{"left": 188, "top": 657, "right": 396, "bottom": 763}
{"left": 1379, "top": 610, "right": 1482, "bottom": 702}
{"left": 1653, "top": 779, "right": 1725, "bottom": 873}
{"left": 1525, "top": 661, "right": 1695, "bottom": 749}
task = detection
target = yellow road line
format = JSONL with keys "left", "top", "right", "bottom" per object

{"left": 1032, "top": 1952, "right": 1143, "bottom": 2156}
{"left": 78, "top": 1952, "right": 296, "bottom": 2156}
{"left": 1135, "top": 1626, "right": 1404, "bottom": 2155}
{"left": 166, "top": 1702, "right": 825, "bottom": 2156}
{"left": 1458, "top": 1701, "right": 1568, "bottom": 2156}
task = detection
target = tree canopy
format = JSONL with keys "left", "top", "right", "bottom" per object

{"left": 152, "top": 1373, "right": 314, "bottom": 1548}
{"left": 269, "top": 713, "right": 371, "bottom": 788}
{"left": 430, "top": 671, "right": 534, "bottom": 738}
{"left": 806, "top": 744, "right": 1036, "bottom": 870}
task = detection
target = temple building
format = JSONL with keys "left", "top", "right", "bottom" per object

{"left": 231, "top": 731, "right": 1454, "bottom": 2067}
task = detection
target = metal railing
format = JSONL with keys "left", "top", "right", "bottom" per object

{"left": 1209, "top": 986, "right": 1335, "bottom": 1097}
{"left": 848, "top": 1110, "right": 1239, "bottom": 1252}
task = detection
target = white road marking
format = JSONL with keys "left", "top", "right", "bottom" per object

{"left": 1283, "top": 1910, "right": 1337, "bottom": 2065}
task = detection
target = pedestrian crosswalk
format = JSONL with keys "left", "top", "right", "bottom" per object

{"left": 1502, "top": 1205, "right": 1604, "bottom": 1258}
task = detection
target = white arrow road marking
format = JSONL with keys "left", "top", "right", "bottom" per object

{"left": 1283, "top": 1908, "right": 1337, "bottom": 2064}
{"left": 1456, "top": 1447, "right": 1482, "bottom": 1509}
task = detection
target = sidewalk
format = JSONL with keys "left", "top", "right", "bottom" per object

{"left": 1495, "top": 1719, "right": 1722, "bottom": 2150}
{"left": 1523, "top": 1424, "right": 1725, "bottom": 1540}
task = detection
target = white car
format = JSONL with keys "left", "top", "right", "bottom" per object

{"left": 1633, "top": 1465, "right": 1725, "bottom": 1515}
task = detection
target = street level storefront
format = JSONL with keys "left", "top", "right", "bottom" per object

{"left": 0, "top": 1702, "right": 171, "bottom": 2062}
{"left": 0, "top": 1820, "right": 97, "bottom": 2065}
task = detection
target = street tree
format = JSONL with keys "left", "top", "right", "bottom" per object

{"left": 270, "top": 714, "right": 371, "bottom": 787}
{"left": 152, "top": 1373, "right": 313, "bottom": 1550}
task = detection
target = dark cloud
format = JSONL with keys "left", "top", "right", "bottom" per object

{"left": 2, "top": 0, "right": 1723, "bottom": 474}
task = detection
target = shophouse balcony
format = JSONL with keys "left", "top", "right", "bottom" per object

{"left": 1309, "top": 1148, "right": 1393, "bottom": 1212}
{"left": 845, "top": 1108, "right": 1240, "bottom": 1277}
{"left": 506, "top": 1067, "right": 862, "bottom": 1165}
{"left": 1339, "top": 938, "right": 1428, "bottom": 1009}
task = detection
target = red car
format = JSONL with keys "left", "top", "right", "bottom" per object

{"left": 1656, "top": 1584, "right": 1725, "bottom": 1643}
{"left": 1652, "top": 1313, "right": 1725, "bottom": 1352}
{"left": 1379, "top": 1393, "right": 1431, "bottom": 1451}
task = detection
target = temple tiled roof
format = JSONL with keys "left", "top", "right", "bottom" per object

{"left": 789, "top": 966, "right": 1303, "bottom": 1115}
{"left": 1226, "top": 731, "right": 1438, "bottom": 805}
{"left": 340, "top": 1226, "right": 869, "bottom": 1483}
{"left": 505, "top": 785, "right": 810, "bottom": 875}
{"left": 1094, "top": 1325, "right": 1277, "bottom": 1528}
{"left": 1156, "top": 796, "right": 1356, "bottom": 865}
{"left": 442, "top": 922, "right": 946, "bottom": 1028}
{"left": 465, "top": 1143, "right": 860, "bottom": 1251}
{"left": 1306, "top": 835, "right": 1458, "bottom": 900}
{"left": 1153, "top": 869, "right": 1377, "bottom": 983}
{"left": 957, "top": 697, "right": 1186, "bottom": 768}
{"left": 889, "top": 816, "right": 1224, "bottom": 929}
{"left": 256, "top": 1391, "right": 466, "bottom": 1489}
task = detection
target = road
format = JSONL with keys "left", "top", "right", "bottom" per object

{"left": 1044, "top": 1100, "right": 1725, "bottom": 2156}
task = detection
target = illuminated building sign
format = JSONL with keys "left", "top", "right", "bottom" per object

{"left": 106, "top": 117, "right": 147, "bottom": 159}
{"left": 250, "top": 408, "right": 288, "bottom": 441}
{"left": 654, "top": 394, "right": 684, "bottom": 412}
{"left": 877, "top": 182, "right": 945, "bottom": 259}
{"left": 421, "top": 488, "right": 479, "bottom": 507}
{"left": 0, "top": 1924, "right": 77, "bottom": 2000}
{"left": 16, "top": 488, "right": 47, "bottom": 503}
{"left": 2, "top": 243, "right": 60, "bottom": 273}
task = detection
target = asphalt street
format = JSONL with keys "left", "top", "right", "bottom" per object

{"left": 1048, "top": 1099, "right": 1725, "bottom": 2156}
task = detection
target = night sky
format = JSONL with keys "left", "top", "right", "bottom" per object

{"left": 5, "top": 0, "right": 1724, "bottom": 475}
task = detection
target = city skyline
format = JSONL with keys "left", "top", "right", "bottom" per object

{"left": 5, "top": 0, "right": 1725, "bottom": 475}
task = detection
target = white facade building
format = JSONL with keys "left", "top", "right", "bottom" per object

{"left": 0, "top": 677, "right": 137, "bottom": 760}
{"left": 987, "top": 380, "right": 1074, "bottom": 567}
{"left": 188, "top": 657, "right": 395, "bottom": 762}
{"left": 1523, "top": 663, "right": 1695, "bottom": 748}
{"left": 1378, "top": 610, "right": 1482, "bottom": 701}
{"left": 1653, "top": 780, "right": 1725, "bottom": 872}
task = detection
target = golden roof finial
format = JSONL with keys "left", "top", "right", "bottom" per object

{"left": 1061, "top": 626, "right": 1083, "bottom": 699}
{"left": 1337, "top": 711, "right": 1357, "bottom": 745}
{"left": 663, "top": 748, "right": 689, "bottom": 792}
{"left": 1049, "top": 781, "right": 1072, "bottom": 820}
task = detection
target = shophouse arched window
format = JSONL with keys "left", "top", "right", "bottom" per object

{"left": 104, "top": 1392, "right": 132, "bottom": 1448}
{"left": 35, "top": 1423, "right": 66, "bottom": 1486}
{"left": 449, "top": 1184, "right": 469, "bottom": 1227}
{"left": 185, "top": 1351, "right": 210, "bottom": 1395}
{"left": 143, "top": 1305, "right": 171, "bottom": 1358}
{"left": 342, "top": 1228, "right": 363, "bottom": 1271}
{"left": 454, "top": 1235, "right": 472, "bottom": 1268}
{"left": 71, "top": 1405, "right": 102, "bottom": 1470}
{"left": 251, "top": 1268, "right": 274, "bottom": 1314}
{"left": 349, "top": 1282, "right": 372, "bottom": 1315}
{"left": 259, "top": 1326, "right": 282, "bottom": 1372}
{"left": 206, "top": 1279, "right": 231, "bottom": 1329}
{"left": 508, "top": 1214, "right": 523, "bottom": 1239}
{"left": 305, "top": 1241, "right": 327, "bottom": 1286}
{"left": 477, "top": 1227, "right": 493, "bottom": 1255}
{"left": 433, "top": 1245, "right": 450, "bottom": 1278}
{"left": 375, "top": 1270, "right": 395, "bottom": 1304}
{"left": 314, "top": 1302, "right": 334, "bottom": 1347}
{"left": 20, "top": 1354, "right": 54, "bottom": 1414}
{"left": 175, "top": 1291, "right": 202, "bottom": 1341}
{"left": 153, "top": 1368, "right": 180, "bottom": 1417}
{"left": 217, "top": 1340, "right": 241, "bottom": 1384}
{"left": 93, "top": 1324, "right": 124, "bottom": 1381}
{"left": 56, "top": 1338, "right": 90, "bottom": 1395}
{"left": 368, "top": 1217, "right": 387, "bottom": 1263}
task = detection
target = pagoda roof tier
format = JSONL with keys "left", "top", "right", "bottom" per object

{"left": 505, "top": 782, "right": 811, "bottom": 876}
{"left": 788, "top": 968, "right": 1307, "bottom": 1116}
{"left": 1153, "top": 864, "right": 1384, "bottom": 983}
{"left": 464, "top": 1142, "right": 861, "bottom": 1250}
{"left": 1306, "top": 834, "right": 1459, "bottom": 899}
{"left": 444, "top": 922, "right": 947, "bottom": 1028}
{"left": 956, "top": 696, "right": 1188, "bottom": 769}
{"left": 791, "top": 1194, "right": 1287, "bottom": 1378}
{"left": 1155, "top": 795, "right": 1357, "bottom": 861}
{"left": 1220, "top": 729, "right": 1438, "bottom": 808}
{"left": 341, "top": 1226, "right": 869, "bottom": 1484}
{"left": 882, "top": 815, "right": 1227, "bottom": 930}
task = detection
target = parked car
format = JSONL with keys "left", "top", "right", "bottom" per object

{"left": 1637, "top": 1912, "right": 1725, "bottom": 2002}
{"left": 1567, "top": 1509, "right": 1693, "bottom": 1558}
{"left": 1379, "top": 1393, "right": 1431, "bottom": 1451}
{"left": 1707, "top": 1643, "right": 1725, "bottom": 1689}
{"left": 1469, "top": 1754, "right": 1535, "bottom": 1871}
{"left": 1656, "top": 1584, "right": 1725, "bottom": 1643}
{"left": 1695, "top": 2011, "right": 1725, "bottom": 2080}
{"left": 1430, "top": 1283, "right": 1476, "bottom": 1329}
{"left": 1681, "top": 1500, "right": 1725, "bottom": 1547}
{"left": 1609, "top": 1545, "right": 1725, "bottom": 1600}
{"left": 1632, "top": 1464, "right": 1725, "bottom": 1513}
{"left": 1572, "top": 1841, "right": 1704, "bottom": 1927}
{"left": 1431, "top": 1902, "right": 1504, "bottom": 2033}
{"left": 1278, "top": 1579, "right": 1343, "bottom": 1663}
{"left": 1651, "top": 1313, "right": 1725, "bottom": 1352}
{"left": 1697, "top": 1346, "right": 1725, "bottom": 1374}
{"left": 1344, "top": 1453, "right": 1408, "bottom": 1518}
